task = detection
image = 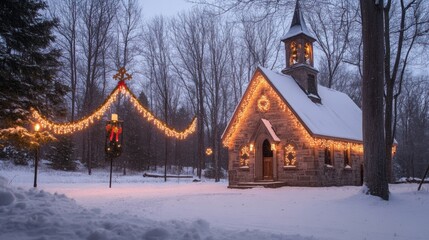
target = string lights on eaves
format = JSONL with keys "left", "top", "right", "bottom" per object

{"left": 32, "top": 68, "right": 197, "bottom": 140}
{"left": 222, "top": 73, "right": 365, "bottom": 154}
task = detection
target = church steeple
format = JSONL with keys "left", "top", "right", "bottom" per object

{"left": 281, "top": 0, "right": 320, "bottom": 103}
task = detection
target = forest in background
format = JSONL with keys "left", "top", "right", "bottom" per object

{"left": 0, "top": 0, "right": 428, "bottom": 181}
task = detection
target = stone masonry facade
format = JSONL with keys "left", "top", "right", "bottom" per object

{"left": 227, "top": 73, "right": 363, "bottom": 187}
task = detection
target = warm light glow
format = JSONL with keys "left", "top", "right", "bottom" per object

{"left": 284, "top": 144, "right": 296, "bottom": 166}
{"left": 240, "top": 146, "right": 250, "bottom": 167}
{"left": 290, "top": 41, "right": 298, "bottom": 65}
{"left": 34, "top": 123, "right": 41, "bottom": 132}
{"left": 304, "top": 43, "right": 312, "bottom": 64}
{"left": 392, "top": 145, "right": 397, "bottom": 156}
{"left": 32, "top": 69, "right": 197, "bottom": 140}
{"left": 222, "top": 73, "right": 364, "bottom": 155}
{"left": 206, "top": 148, "right": 213, "bottom": 156}
{"left": 111, "top": 114, "right": 118, "bottom": 121}
{"left": 249, "top": 143, "right": 254, "bottom": 152}
{"left": 257, "top": 94, "right": 270, "bottom": 112}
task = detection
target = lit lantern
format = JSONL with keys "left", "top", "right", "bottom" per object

{"left": 271, "top": 143, "right": 276, "bottom": 151}
{"left": 249, "top": 143, "right": 254, "bottom": 152}
{"left": 206, "top": 148, "right": 213, "bottom": 156}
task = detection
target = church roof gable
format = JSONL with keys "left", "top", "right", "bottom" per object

{"left": 259, "top": 66, "right": 362, "bottom": 142}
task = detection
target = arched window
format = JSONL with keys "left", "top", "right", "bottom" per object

{"left": 290, "top": 42, "right": 298, "bottom": 65}
{"left": 324, "top": 147, "right": 332, "bottom": 166}
{"left": 284, "top": 144, "right": 296, "bottom": 166}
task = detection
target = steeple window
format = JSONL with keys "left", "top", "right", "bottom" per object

{"left": 290, "top": 42, "right": 298, "bottom": 65}
{"left": 304, "top": 43, "right": 312, "bottom": 65}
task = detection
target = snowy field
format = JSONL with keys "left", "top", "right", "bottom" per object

{"left": 1, "top": 161, "right": 428, "bottom": 240}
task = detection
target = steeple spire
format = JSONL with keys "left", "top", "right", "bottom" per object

{"left": 281, "top": 0, "right": 315, "bottom": 42}
{"left": 281, "top": 0, "right": 320, "bottom": 103}
{"left": 291, "top": 0, "right": 304, "bottom": 27}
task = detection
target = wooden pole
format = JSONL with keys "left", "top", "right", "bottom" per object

{"left": 418, "top": 164, "right": 429, "bottom": 191}
{"left": 109, "top": 157, "right": 113, "bottom": 188}
{"left": 33, "top": 147, "right": 39, "bottom": 188}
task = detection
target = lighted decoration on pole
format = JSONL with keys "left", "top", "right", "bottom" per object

{"left": 105, "top": 114, "right": 123, "bottom": 188}
{"left": 113, "top": 67, "right": 132, "bottom": 87}
{"left": 31, "top": 68, "right": 197, "bottom": 139}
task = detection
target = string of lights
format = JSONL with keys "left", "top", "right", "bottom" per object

{"left": 122, "top": 85, "right": 197, "bottom": 140}
{"left": 32, "top": 84, "right": 197, "bottom": 140}
{"left": 222, "top": 73, "right": 365, "bottom": 154}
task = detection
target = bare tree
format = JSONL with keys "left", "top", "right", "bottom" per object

{"left": 113, "top": 0, "right": 142, "bottom": 70}
{"left": 142, "top": 16, "right": 178, "bottom": 181}
{"left": 171, "top": 10, "right": 208, "bottom": 179}
{"left": 396, "top": 76, "right": 429, "bottom": 179}
{"left": 306, "top": 0, "right": 358, "bottom": 88}
{"left": 360, "top": 0, "right": 388, "bottom": 200}
{"left": 79, "top": 0, "right": 117, "bottom": 174}
{"left": 383, "top": 0, "right": 429, "bottom": 182}
{"left": 204, "top": 14, "right": 232, "bottom": 181}
{"left": 240, "top": 16, "right": 282, "bottom": 71}
{"left": 49, "top": 0, "right": 80, "bottom": 121}
{"left": 192, "top": 0, "right": 295, "bottom": 20}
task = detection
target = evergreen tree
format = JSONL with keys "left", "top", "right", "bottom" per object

{"left": 46, "top": 135, "right": 76, "bottom": 171}
{"left": 0, "top": 0, "right": 67, "bottom": 150}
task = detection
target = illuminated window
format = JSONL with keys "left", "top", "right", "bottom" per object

{"left": 240, "top": 146, "right": 250, "bottom": 167}
{"left": 324, "top": 147, "right": 332, "bottom": 166}
{"left": 284, "top": 144, "right": 296, "bottom": 166}
{"left": 304, "top": 43, "right": 312, "bottom": 64}
{"left": 290, "top": 42, "right": 298, "bottom": 65}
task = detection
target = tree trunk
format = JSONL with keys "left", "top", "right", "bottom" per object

{"left": 360, "top": 0, "right": 389, "bottom": 200}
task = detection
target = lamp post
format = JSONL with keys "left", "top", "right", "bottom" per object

{"left": 33, "top": 123, "right": 41, "bottom": 188}
{"left": 105, "top": 114, "right": 123, "bottom": 188}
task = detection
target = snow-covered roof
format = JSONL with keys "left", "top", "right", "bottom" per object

{"left": 261, "top": 119, "right": 281, "bottom": 142}
{"left": 259, "top": 66, "right": 362, "bottom": 142}
{"left": 281, "top": 0, "right": 315, "bottom": 42}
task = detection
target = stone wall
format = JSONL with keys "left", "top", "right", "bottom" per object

{"left": 227, "top": 74, "right": 364, "bottom": 187}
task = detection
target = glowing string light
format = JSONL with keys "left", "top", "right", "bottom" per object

{"left": 32, "top": 69, "right": 197, "bottom": 140}
{"left": 222, "top": 72, "right": 364, "bottom": 154}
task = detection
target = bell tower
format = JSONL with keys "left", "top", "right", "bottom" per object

{"left": 281, "top": 0, "right": 320, "bottom": 103}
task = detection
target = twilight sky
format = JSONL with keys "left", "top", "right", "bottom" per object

{"left": 140, "top": 0, "right": 195, "bottom": 18}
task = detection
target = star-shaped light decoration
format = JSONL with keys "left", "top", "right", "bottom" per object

{"left": 113, "top": 67, "right": 132, "bottom": 88}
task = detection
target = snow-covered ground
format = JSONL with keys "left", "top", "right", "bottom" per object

{"left": 1, "top": 161, "right": 428, "bottom": 240}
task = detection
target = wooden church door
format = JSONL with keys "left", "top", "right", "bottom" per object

{"left": 262, "top": 139, "right": 273, "bottom": 180}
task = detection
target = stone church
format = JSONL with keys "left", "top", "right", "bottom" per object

{"left": 221, "top": 1, "right": 365, "bottom": 188}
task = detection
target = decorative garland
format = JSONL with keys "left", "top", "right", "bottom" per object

{"left": 32, "top": 68, "right": 197, "bottom": 140}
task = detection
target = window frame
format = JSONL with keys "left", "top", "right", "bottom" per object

{"left": 284, "top": 143, "right": 297, "bottom": 167}
{"left": 239, "top": 145, "right": 250, "bottom": 168}
{"left": 324, "top": 146, "right": 333, "bottom": 167}
{"left": 344, "top": 148, "right": 351, "bottom": 169}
